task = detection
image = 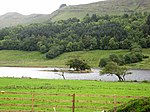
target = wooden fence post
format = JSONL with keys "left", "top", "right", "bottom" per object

{"left": 32, "top": 93, "right": 34, "bottom": 112}
{"left": 114, "top": 94, "right": 117, "bottom": 112}
{"left": 72, "top": 94, "right": 75, "bottom": 112}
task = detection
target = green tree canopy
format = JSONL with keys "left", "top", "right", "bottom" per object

{"left": 0, "top": 13, "right": 149, "bottom": 59}
{"left": 66, "top": 59, "right": 91, "bottom": 71}
{"left": 100, "top": 62, "right": 131, "bottom": 81}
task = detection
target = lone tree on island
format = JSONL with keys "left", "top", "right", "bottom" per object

{"left": 100, "top": 62, "right": 131, "bottom": 81}
{"left": 66, "top": 59, "right": 91, "bottom": 71}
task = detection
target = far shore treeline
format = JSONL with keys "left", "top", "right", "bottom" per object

{"left": 0, "top": 13, "right": 150, "bottom": 59}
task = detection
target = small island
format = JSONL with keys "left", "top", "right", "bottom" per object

{"left": 42, "top": 58, "right": 92, "bottom": 73}
{"left": 42, "top": 68, "right": 92, "bottom": 73}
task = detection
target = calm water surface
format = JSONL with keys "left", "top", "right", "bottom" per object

{"left": 0, "top": 67, "right": 150, "bottom": 81}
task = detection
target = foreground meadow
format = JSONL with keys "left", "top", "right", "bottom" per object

{"left": 1, "top": 78, "right": 150, "bottom": 96}
{"left": 0, "top": 78, "right": 150, "bottom": 111}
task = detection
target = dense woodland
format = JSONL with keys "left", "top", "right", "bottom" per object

{"left": 0, "top": 12, "right": 150, "bottom": 59}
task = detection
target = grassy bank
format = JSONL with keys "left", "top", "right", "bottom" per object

{"left": 0, "top": 78, "right": 150, "bottom": 111}
{"left": 0, "top": 49, "right": 150, "bottom": 69}
{"left": 1, "top": 78, "right": 150, "bottom": 96}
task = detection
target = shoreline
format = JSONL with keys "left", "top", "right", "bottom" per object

{"left": 41, "top": 69, "right": 92, "bottom": 73}
{"left": 0, "top": 77, "right": 149, "bottom": 83}
{"left": 0, "top": 66, "right": 150, "bottom": 70}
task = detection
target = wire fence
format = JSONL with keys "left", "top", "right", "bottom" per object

{"left": 0, "top": 91, "right": 147, "bottom": 112}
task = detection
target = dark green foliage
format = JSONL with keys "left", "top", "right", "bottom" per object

{"left": 147, "top": 15, "right": 150, "bottom": 25}
{"left": 46, "top": 45, "right": 64, "bottom": 59}
{"left": 146, "top": 36, "right": 150, "bottom": 48}
{"left": 108, "top": 38, "right": 119, "bottom": 50}
{"left": 109, "top": 54, "right": 120, "bottom": 64}
{"left": 0, "top": 13, "right": 150, "bottom": 58}
{"left": 121, "top": 39, "right": 132, "bottom": 49}
{"left": 100, "top": 62, "right": 130, "bottom": 81}
{"left": 139, "top": 38, "right": 147, "bottom": 48}
{"left": 91, "top": 14, "right": 99, "bottom": 22}
{"left": 143, "top": 15, "right": 150, "bottom": 36}
{"left": 66, "top": 59, "right": 91, "bottom": 71}
{"left": 109, "top": 54, "right": 125, "bottom": 66}
{"left": 83, "top": 14, "right": 91, "bottom": 23}
{"left": 143, "top": 55, "right": 149, "bottom": 59}
{"left": 20, "top": 36, "right": 39, "bottom": 51}
{"left": 100, "top": 43, "right": 144, "bottom": 66}
{"left": 82, "top": 35, "right": 97, "bottom": 50}
{"left": 39, "top": 45, "right": 48, "bottom": 53}
{"left": 46, "top": 49, "right": 59, "bottom": 59}
{"left": 123, "top": 14, "right": 129, "bottom": 18}
{"left": 1, "top": 38, "right": 20, "bottom": 50}
{"left": 124, "top": 53, "right": 132, "bottom": 64}
{"left": 134, "top": 53, "right": 143, "bottom": 61}
{"left": 125, "top": 43, "right": 143, "bottom": 63}
{"left": 124, "top": 52, "right": 143, "bottom": 64}
{"left": 99, "top": 58, "right": 109, "bottom": 68}
{"left": 130, "top": 43, "right": 142, "bottom": 53}
{"left": 66, "top": 42, "right": 82, "bottom": 52}
{"left": 109, "top": 97, "right": 150, "bottom": 112}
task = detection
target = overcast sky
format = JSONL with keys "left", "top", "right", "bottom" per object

{"left": 0, "top": 0, "right": 105, "bottom": 15}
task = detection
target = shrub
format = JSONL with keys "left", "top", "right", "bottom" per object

{"left": 66, "top": 59, "right": 91, "bottom": 71}
{"left": 39, "top": 45, "right": 48, "bottom": 53}
{"left": 109, "top": 97, "right": 150, "bottom": 112}
{"left": 99, "top": 58, "right": 109, "bottom": 67}
{"left": 143, "top": 55, "right": 149, "bottom": 59}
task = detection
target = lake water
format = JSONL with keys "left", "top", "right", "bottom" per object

{"left": 0, "top": 67, "right": 150, "bottom": 81}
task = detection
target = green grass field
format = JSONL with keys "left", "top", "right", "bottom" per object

{"left": 0, "top": 49, "right": 150, "bottom": 69}
{"left": 1, "top": 78, "right": 150, "bottom": 96}
{"left": 0, "top": 78, "right": 150, "bottom": 111}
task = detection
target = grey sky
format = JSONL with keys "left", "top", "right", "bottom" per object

{"left": 0, "top": 0, "right": 105, "bottom": 15}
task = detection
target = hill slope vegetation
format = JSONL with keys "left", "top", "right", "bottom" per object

{"left": 0, "top": 13, "right": 150, "bottom": 59}
{"left": 0, "top": 0, "right": 150, "bottom": 28}
{"left": 0, "top": 12, "right": 51, "bottom": 28}
{"left": 51, "top": 0, "right": 150, "bottom": 21}
{"left": 0, "top": 49, "right": 150, "bottom": 69}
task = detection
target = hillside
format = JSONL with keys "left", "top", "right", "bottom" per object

{"left": 51, "top": 0, "right": 150, "bottom": 21}
{"left": 0, "top": 0, "right": 150, "bottom": 28}
{"left": 0, "top": 49, "right": 150, "bottom": 69}
{"left": 0, "top": 11, "right": 150, "bottom": 61}
{"left": 0, "top": 12, "right": 51, "bottom": 28}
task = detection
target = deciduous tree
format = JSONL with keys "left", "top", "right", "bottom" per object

{"left": 66, "top": 59, "right": 91, "bottom": 71}
{"left": 100, "top": 62, "right": 131, "bottom": 81}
